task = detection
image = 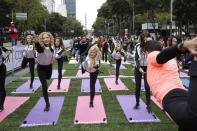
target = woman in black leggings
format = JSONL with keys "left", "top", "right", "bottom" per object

{"left": 82, "top": 45, "right": 101, "bottom": 108}
{"left": 0, "top": 46, "right": 10, "bottom": 112}
{"left": 35, "top": 32, "right": 54, "bottom": 112}
{"left": 53, "top": 37, "right": 64, "bottom": 89}
{"left": 23, "top": 35, "right": 36, "bottom": 88}
{"left": 145, "top": 38, "right": 197, "bottom": 131}
{"left": 112, "top": 42, "right": 125, "bottom": 84}
{"left": 133, "top": 32, "right": 151, "bottom": 112}
{"left": 102, "top": 38, "right": 108, "bottom": 62}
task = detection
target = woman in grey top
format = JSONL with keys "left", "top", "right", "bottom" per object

{"left": 35, "top": 32, "right": 54, "bottom": 112}
{"left": 22, "top": 35, "right": 36, "bottom": 88}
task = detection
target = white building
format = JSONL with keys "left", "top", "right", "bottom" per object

{"left": 55, "top": 0, "right": 67, "bottom": 17}
{"left": 41, "top": 0, "right": 55, "bottom": 13}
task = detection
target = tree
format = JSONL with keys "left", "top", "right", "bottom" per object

{"left": 5, "top": 0, "right": 49, "bottom": 33}
{"left": 174, "top": 0, "right": 197, "bottom": 35}
{"left": 92, "top": 17, "right": 107, "bottom": 36}
{"left": 62, "top": 17, "right": 84, "bottom": 37}
{"left": 0, "top": 0, "right": 13, "bottom": 26}
{"left": 97, "top": 2, "right": 113, "bottom": 19}
{"left": 45, "top": 13, "right": 66, "bottom": 35}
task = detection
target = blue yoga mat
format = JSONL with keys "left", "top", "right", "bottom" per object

{"left": 181, "top": 78, "right": 189, "bottom": 88}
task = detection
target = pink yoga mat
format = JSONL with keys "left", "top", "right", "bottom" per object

{"left": 74, "top": 95, "right": 107, "bottom": 124}
{"left": 76, "top": 70, "right": 89, "bottom": 78}
{"left": 0, "top": 96, "right": 29, "bottom": 122}
{"left": 48, "top": 79, "right": 71, "bottom": 92}
{"left": 104, "top": 78, "right": 128, "bottom": 91}
{"left": 122, "top": 61, "right": 130, "bottom": 65}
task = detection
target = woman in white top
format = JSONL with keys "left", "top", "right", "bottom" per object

{"left": 82, "top": 44, "right": 101, "bottom": 107}
{"left": 53, "top": 37, "right": 65, "bottom": 89}
{"left": 23, "top": 35, "right": 36, "bottom": 88}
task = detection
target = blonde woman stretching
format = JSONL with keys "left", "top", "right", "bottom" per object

{"left": 35, "top": 32, "right": 54, "bottom": 112}
{"left": 82, "top": 45, "right": 101, "bottom": 107}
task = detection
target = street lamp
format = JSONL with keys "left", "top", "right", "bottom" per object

{"left": 170, "top": 0, "right": 173, "bottom": 36}
{"left": 132, "top": 2, "right": 135, "bottom": 35}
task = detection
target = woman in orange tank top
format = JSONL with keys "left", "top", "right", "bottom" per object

{"left": 145, "top": 38, "right": 197, "bottom": 131}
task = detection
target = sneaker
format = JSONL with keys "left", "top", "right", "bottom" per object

{"left": 44, "top": 105, "right": 50, "bottom": 112}
{"left": 57, "top": 85, "right": 60, "bottom": 90}
{"left": 115, "top": 80, "right": 118, "bottom": 85}
{"left": 89, "top": 102, "right": 94, "bottom": 108}
{"left": 0, "top": 107, "right": 4, "bottom": 112}
{"left": 146, "top": 106, "right": 152, "bottom": 113}
{"left": 133, "top": 103, "right": 139, "bottom": 109}
{"left": 30, "top": 84, "right": 33, "bottom": 89}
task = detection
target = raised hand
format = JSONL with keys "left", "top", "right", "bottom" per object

{"left": 184, "top": 37, "right": 197, "bottom": 60}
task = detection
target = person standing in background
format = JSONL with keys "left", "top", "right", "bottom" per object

{"left": 102, "top": 37, "right": 109, "bottom": 62}
{"left": 8, "top": 22, "right": 18, "bottom": 46}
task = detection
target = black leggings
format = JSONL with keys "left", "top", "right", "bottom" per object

{"left": 57, "top": 58, "right": 64, "bottom": 86}
{"left": 27, "top": 58, "right": 35, "bottom": 86}
{"left": 37, "top": 64, "right": 52, "bottom": 106}
{"left": 116, "top": 59, "right": 121, "bottom": 81}
{"left": 102, "top": 50, "right": 108, "bottom": 62}
{"left": 163, "top": 61, "right": 197, "bottom": 131}
{"left": 134, "top": 66, "right": 150, "bottom": 106}
{"left": 89, "top": 71, "right": 99, "bottom": 103}
{"left": 0, "top": 64, "right": 6, "bottom": 109}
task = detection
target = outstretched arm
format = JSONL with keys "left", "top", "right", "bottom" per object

{"left": 157, "top": 37, "right": 197, "bottom": 64}
{"left": 156, "top": 45, "right": 181, "bottom": 64}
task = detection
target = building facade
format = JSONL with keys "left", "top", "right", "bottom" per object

{"left": 65, "top": 0, "right": 76, "bottom": 18}
{"left": 56, "top": 0, "right": 67, "bottom": 17}
{"left": 41, "top": 0, "right": 55, "bottom": 13}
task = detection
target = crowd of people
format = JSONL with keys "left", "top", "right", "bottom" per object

{"left": 0, "top": 26, "right": 197, "bottom": 130}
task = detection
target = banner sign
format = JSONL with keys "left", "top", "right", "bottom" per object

{"left": 4, "top": 45, "right": 25, "bottom": 72}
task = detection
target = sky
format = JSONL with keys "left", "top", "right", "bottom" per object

{"left": 55, "top": 0, "right": 106, "bottom": 30}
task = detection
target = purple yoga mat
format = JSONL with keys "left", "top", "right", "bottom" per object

{"left": 116, "top": 95, "right": 160, "bottom": 123}
{"left": 81, "top": 79, "right": 102, "bottom": 92}
{"left": 51, "top": 70, "right": 65, "bottom": 78}
{"left": 12, "top": 80, "right": 41, "bottom": 94}
{"left": 132, "top": 79, "right": 145, "bottom": 91}
{"left": 112, "top": 64, "right": 126, "bottom": 69}
{"left": 20, "top": 97, "right": 64, "bottom": 127}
